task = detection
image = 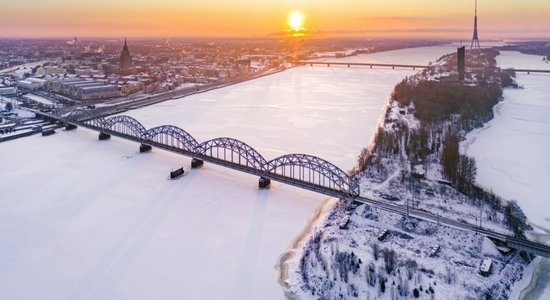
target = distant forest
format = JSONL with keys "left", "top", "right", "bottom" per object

{"left": 391, "top": 80, "right": 502, "bottom": 129}
{"left": 391, "top": 68, "right": 516, "bottom": 129}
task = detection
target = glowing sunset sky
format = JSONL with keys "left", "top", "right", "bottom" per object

{"left": 1, "top": 0, "right": 549, "bottom": 38}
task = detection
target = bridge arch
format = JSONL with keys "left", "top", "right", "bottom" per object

{"left": 265, "top": 154, "right": 360, "bottom": 197}
{"left": 64, "top": 109, "right": 98, "bottom": 122}
{"left": 98, "top": 115, "right": 147, "bottom": 138}
{"left": 143, "top": 125, "right": 199, "bottom": 152}
{"left": 196, "top": 137, "right": 268, "bottom": 171}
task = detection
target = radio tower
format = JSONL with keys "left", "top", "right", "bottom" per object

{"left": 470, "top": 0, "right": 481, "bottom": 50}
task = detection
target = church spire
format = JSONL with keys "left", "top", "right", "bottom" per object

{"left": 120, "top": 37, "right": 133, "bottom": 74}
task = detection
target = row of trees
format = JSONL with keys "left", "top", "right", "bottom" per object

{"left": 392, "top": 79, "right": 503, "bottom": 131}
{"left": 441, "top": 133, "right": 477, "bottom": 193}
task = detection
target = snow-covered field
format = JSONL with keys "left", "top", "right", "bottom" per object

{"left": 0, "top": 46, "right": 455, "bottom": 299}
{"left": 463, "top": 51, "right": 550, "bottom": 299}
{"left": 0, "top": 60, "right": 49, "bottom": 77}
{"left": 24, "top": 94, "right": 56, "bottom": 107}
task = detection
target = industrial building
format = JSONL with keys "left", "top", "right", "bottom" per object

{"left": 45, "top": 78, "right": 120, "bottom": 100}
{"left": 0, "top": 87, "right": 17, "bottom": 97}
{"left": 16, "top": 78, "right": 47, "bottom": 91}
{"left": 76, "top": 85, "right": 120, "bottom": 100}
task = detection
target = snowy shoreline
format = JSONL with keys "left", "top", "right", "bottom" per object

{"left": 288, "top": 48, "right": 538, "bottom": 299}
{"left": 2, "top": 46, "right": 463, "bottom": 299}
{"left": 463, "top": 50, "right": 550, "bottom": 299}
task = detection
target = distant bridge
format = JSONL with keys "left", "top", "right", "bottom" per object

{"left": 301, "top": 61, "right": 550, "bottom": 75}
{"left": 34, "top": 109, "right": 550, "bottom": 259}
{"left": 299, "top": 61, "right": 432, "bottom": 70}
{"left": 510, "top": 68, "right": 550, "bottom": 74}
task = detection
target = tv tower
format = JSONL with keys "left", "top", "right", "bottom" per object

{"left": 470, "top": 0, "right": 481, "bottom": 50}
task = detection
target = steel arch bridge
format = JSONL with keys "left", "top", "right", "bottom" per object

{"left": 265, "top": 154, "right": 360, "bottom": 197}
{"left": 143, "top": 125, "right": 199, "bottom": 153}
{"left": 59, "top": 113, "right": 361, "bottom": 198}
{"left": 65, "top": 109, "right": 99, "bottom": 122}
{"left": 196, "top": 137, "right": 268, "bottom": 172}
{"left": 88, "top": 115, "right": 147, "bottom": 138}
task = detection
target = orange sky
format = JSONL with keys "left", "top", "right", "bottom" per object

{"left": 1, "top": 0, "right": 549, "bottom": 39}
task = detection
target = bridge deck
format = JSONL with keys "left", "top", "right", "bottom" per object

{"left": 300, "top": 61, "right": 432, "bottom": 69}
{"left": 34, "top": 110, "right": 550, "bottom": 259}
{"left": 511, "top": 69, "right": 550, "bottom": 74}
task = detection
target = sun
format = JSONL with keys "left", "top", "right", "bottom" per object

{"left": 288, "top": 10, "right": 305, "bottom": 31}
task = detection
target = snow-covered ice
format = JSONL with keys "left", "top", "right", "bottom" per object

{"left": 318, "top": 44, "right": 459, "bottom": 66}
{"left": 0, "top": 130, "right": 325, "bottom": 299}
{"left": 124, "top": 46, "right": 454, "bottom": 171}
{"left": 124, "top": 65, "right": 408, "bottom": 170}
{"left": 0, "top": 46, "right": 456, "bottom": 299}
{"left": 497, "top": 51, "right": 550, "bottom": 71}
{"left": 463, "top": 51, "right": 550, "bottom": 300}
{"left": 463, "top": 51, "right": 550, "bottom": 230}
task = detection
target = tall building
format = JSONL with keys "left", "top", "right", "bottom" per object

{"left": 470, "top": 0, "right": 481, "bottom": 50}
{"left": 120, "top": 38, "right": 133, "bottom": 75}
{"left": 457, "top": 46, "right": 466, "bottom": 81}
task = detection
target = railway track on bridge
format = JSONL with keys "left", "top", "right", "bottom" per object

{"left": 300, "top": 61, "right": 432, "bottom": 69}
{"left": 300, "top": 60, "right": 550, "bottom": 75}
{"left": 34, "top": 109, "right": 550, "bottom": 258}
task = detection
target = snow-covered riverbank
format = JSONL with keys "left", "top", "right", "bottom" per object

{"left": 1, "top": 45, "right": 457, "bottom": 299}
{"left": 463, "top": 50, "right": 550, "bottom": 299}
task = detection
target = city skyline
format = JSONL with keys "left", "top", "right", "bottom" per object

{"left": 1, "top": 0, "right": 549, "bottom": 39}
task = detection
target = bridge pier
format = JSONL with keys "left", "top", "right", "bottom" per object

{"left": 347, "top": 64, "right": 350, "bottom": 68}
{"left": 191, "top": 158, "right": 204, "bottom": 169}
{"left": 170, "top": 167, "right": 185, "bottom": 179}
{"left": 370, "top": 65, "right": 372, "bottom": 68}
{"left": 65, "top": 124, "right": 77, "bottom": 131}
{"left": 139, "top": 144, "right": 152, "bottom": 153}
{"left": 98, "top": 132, "right": 111, "bottom": 140}
{"left": 392, "top": 66, "right": 395, "bottom": 69}
{"left": 259, "top": 177, "right": 271, "bottom": 189}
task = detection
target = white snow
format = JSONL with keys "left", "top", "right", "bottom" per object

{"left": 497, "top": 51, "right": 550, "bottom": 70}
{"left": 463, "top": 51, "right": 550, "bottom": 230}
{"left": 123, "top": 45, "right": 454, "bottom": 171}
{"left": 23, "top": 94, "right": 56, "bottom": 106}
{"left": 0, "top": 129, "right": 324, "bottom": 299}
{"left": 463, "top": 50, "right": 550, "bottom": 300}
{"left": 0, "top": 60, "right": 49, "bottom": 77}
{"left": 0, "top": 46, "right": 454, "bottom": 299}
{"left": 319, "top": 44, "right": 457, "bottom": 66}
{"left": 481, "top": 237, "right": 501, "bottom": 256}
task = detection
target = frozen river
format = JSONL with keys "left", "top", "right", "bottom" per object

{"left": 0, "top": 45, "right": 454, "bottom": 299}
{"left": 463, "top": 51, "right": 550, "bottom": 300}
